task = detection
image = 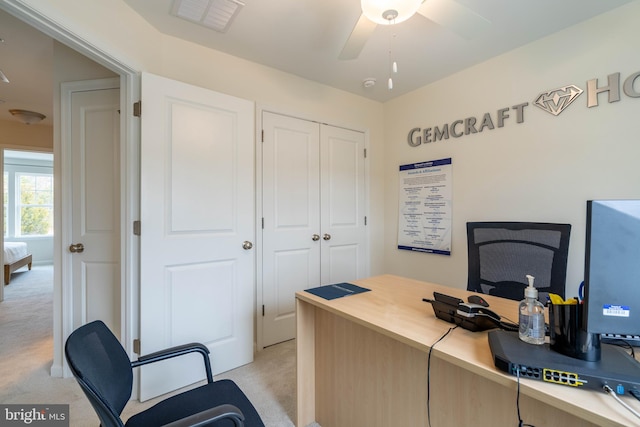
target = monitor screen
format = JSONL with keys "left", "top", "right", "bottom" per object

{"left": 584, "top": 200, "right": 640, "bottom": 338}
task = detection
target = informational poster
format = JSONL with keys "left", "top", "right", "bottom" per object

{"left": 397, "top": 158, "right": 452, "bottom": 255}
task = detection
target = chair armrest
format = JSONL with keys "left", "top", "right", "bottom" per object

{"left": 131, "top": 343, "right": 214, "bottom": 383}
{"left": 160, "top": 404, "right": 245, "bottom": 427}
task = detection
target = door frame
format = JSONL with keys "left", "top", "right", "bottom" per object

{"left": 0, "top": 1, "right": 140, "bottom": 378}
{"left": 255, "top": 105, "right": 371, "bottom": 351}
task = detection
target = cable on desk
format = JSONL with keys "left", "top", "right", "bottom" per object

{"left": 499, "top": 320, "right": 519, "bottom": 332}
{"left": 515, "top": 367, "right": 535, "bottom": 427}
{"left": 604, "top": 339, "right": 635, "bottom": 359}
{"left": 497, "top": 314, "right": 520, "bottom": 332}
{"left": 427, "top": 325, "right": 458, "bottom": 427}
{"left": 500, "top": 314, "right": 518, "bottom": 326}
{"left": 603, "top": 385, "right": 640, "bottom": 420}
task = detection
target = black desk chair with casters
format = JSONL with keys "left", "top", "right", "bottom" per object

{"left": 466, "top": 222, "right": 571, "bottom": 302}
{"left": 65, "top": 320, "right": 265, "bottom": 427}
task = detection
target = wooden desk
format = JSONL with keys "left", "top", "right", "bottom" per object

{"left": 296, "top": 275, "right": 640, "bottom": 427}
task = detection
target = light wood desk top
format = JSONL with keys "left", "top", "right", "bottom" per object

{"left": 296, "top": 274, "right": 640, "bottom": 427}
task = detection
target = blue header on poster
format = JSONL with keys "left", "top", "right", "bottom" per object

{"left": 399, "top": 157, "right": 452, "bottom": 171}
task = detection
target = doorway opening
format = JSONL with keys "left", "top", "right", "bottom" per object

{"left": 0, "top": 148, "right": 54, "bottom": 386}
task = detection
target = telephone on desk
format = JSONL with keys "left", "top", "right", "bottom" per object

{"left": 424, "top": 292, "right": 517, "bottom": 332}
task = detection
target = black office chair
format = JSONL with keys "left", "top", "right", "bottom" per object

{"left": 65, "top": 320, "right": 264, "bottom": 427}
{"left": 466, "top": 222, "right": 571, "bottom": 302}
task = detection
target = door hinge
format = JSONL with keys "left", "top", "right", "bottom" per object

{"left": 133, "top": 101, "right": 141, "bottom": 117}
{"left": 262, "top": 305, "right": 265, "bottom": 316}
{"left": 133, "top": 220, "right": 141, "bottom": 236}
{"left": 262, "top": 218, "right": 264, "bottom": 229}
{"left": 261, "top": 129, "right": 264, "bottom": 142}
{"left": 133, "top": 338, "right": 140, "bottom": 354}
{"left": 364, "top": 148, "right": 367, "bottom": 158}
{"left": 364, "top": 216, "right": 367, "bottom": 226}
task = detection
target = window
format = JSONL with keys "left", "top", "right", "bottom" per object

{"left": 4, "top": 151, "right": 54, "bottom": 238}
{"left": 17, "top": 173, "right": 54, "bottom": 236}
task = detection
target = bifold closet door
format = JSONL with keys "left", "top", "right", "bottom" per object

{"left": 261, "top": 112, "right": 367, "bottom": 347}
{"left": 319, "top": 124, "right": 366, "bottom": 285}
{"left": 261, "top": 112, "right": 321, "bottom": 347}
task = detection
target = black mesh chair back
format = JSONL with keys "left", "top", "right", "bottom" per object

{"left": 65, "top": 320, "right": 264, "bottom": 427}
{"left": 65, "top": 320, "right": 133, "bottom": 426}
{"left": 466, "top": 222, "right": 571, "bottom": 301}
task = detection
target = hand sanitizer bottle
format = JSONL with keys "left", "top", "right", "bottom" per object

{"left": 518, "top": 274, "right": 545, "bottom": 345}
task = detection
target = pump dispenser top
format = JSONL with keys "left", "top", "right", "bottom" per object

{"left": 524, "top": 274, "right": 538, "bottom": 299}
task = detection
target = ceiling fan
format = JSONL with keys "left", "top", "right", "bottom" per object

{"left": 339, "top": 0, "right": 491, "bottom": 60}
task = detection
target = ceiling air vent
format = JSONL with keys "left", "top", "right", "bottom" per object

{"left": 171, "top": 0, "right": 245, "bottom": 33}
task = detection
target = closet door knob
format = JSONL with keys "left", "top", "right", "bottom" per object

{"left": 312, "top": 234, "right": 320, "bottom": 241}
{"left": 242, "top": 241, "right": 253, "bottom": 250}
{"left": 323, "top": 233, "right": 331, "bottom": 241}
{"left": 69, "top": 243, "right": 85, "bottom": 253}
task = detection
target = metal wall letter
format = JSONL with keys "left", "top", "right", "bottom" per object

{"left": 587, "top": 72, "right": 620, "bottom": 107}
{"left": 623, "top": 71, "right": 640, "bottom": 98}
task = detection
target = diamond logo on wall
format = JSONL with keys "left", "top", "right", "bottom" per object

{"left": 534, "top": 85, "right": 583, "bottom": 116}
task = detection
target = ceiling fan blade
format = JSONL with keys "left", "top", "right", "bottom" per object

{"left": 339, "top": 13, "right": 377, "bottom": 60}
{"left": 0, "top": 69, "right": 9, "bottom": 84}
{"left": 418, "top": 0, "right": 491, "bottom": 40}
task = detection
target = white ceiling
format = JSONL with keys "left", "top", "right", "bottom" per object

{"left": 123, "top": 0, "right": 633, "bottom": 102}
{"left": 0, "top": 0, "right": 634, "bottom": 127}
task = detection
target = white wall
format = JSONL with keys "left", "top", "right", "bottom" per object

{"left": 382, "top": 2, "right": 640, "bottom": 298}
{"left": 0, "top": 120, "right": 52, "bottom": 150}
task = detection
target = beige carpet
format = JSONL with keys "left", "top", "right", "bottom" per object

{"left": 0, "top": 265, "right": 309, "bottom": 426}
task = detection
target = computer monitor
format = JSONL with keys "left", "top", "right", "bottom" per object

{"left": 584, "top": 200, "right": 640, "bottom": 341}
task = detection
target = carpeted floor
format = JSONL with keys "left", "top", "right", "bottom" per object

{"left": 0, "top": 265, "right": 308, "bottom": 426}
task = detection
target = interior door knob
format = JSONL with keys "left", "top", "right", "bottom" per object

{"left": 323, "top": 233, "right": 331, "bottom": 241}
{"left": 69, "top": 243, "right": 84, "bottom": 253}
{"left": 312, "top": 234, "right": 320, "bottom": 241}
{"left": 242, "top": 241, "right": 253, "bottom": 250}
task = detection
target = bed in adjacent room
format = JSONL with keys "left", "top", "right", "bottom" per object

{"left": 4, "top": 242, "right": 32, "bottom": 285}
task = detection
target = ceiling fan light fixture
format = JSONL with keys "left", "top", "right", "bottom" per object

{"left": 9, "top": 109, "right": 46, "bottom": 125}
{"left": 361, "top": 0, "right": 422, "bottom": 25}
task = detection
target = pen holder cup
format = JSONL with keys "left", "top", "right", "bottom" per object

{"left": 549, "top": 302, "right": 601, "bottom": 362}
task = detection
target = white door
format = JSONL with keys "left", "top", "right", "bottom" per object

{"left": 261, "top": 112, "right": 321, "bottom": 347}
{"left": 67, "top": 81, "right": 121, "bottom": 337}
{"left": 139, "top": 73, "right": 255, "bottom": 400}
{"left": 320, "top": 125, "right": 367, "bottom": 284}
{"left": 261, "top": 113, "right": 367, "bottom": 348}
